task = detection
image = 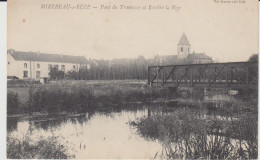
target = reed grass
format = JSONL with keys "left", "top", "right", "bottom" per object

{"left": 132, "top": 107, "right": 257, "bottom": 159}
{"left": 7, "top": 82, "right": 174, "bottom": 115}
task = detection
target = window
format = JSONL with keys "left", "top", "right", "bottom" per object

{"left": 24, "top": 63, "right": 27, "bottom": 68}
{"left": 181, "top": 47, "right": 183, "bottom": 52}
{"left": 87, "top": 64, "right": 91, "bottom": 70}
{"left": 188, "top": 47, "right": 189, "bottom": 52}
{"left": 23, "top": 71, "right": 28, "bottom": 78}
{"left": 54, "top": 65, "right": 59, "bottom": 69}
{"left": 37, "top": 63, "right": 40, "bottom": 69}
{"left": 61, "top": 65, "right": 65, "bottom": 71}
{"left": 73, "top": 65, "right": 76, "bottom": 70}
{"left": 8, "top": 62, "right": 10, "bottom": 65}
{"left": 48, "top": 64, "right": 52, "bottom": 70}
{"left": 36, "top": 71, "right": 41, "bottom": 78}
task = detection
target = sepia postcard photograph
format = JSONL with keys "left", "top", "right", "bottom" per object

{"left": 6, "top": 0, "right": 258, "bottom": 159}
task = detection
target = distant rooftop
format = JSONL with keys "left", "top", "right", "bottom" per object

{"left": 188, "top": 52, "right": 212, "bottom": 60}
{"left": 178, "top": 33, "right": 191, "bottom": 45}
{"left": 156, "top": 55, "right": 177, "bottom": 59}
{"left": 8, "top": 49, "right": 88, "bottom": 64}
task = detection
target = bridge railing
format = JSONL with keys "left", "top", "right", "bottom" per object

{"left": 148, "top": 61, "right": 258, "bottom": 89}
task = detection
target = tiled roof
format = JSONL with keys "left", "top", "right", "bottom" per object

{"left": 8, "top": 49, "right": 88, "bottom": 64}
{"left": 188, "top": 53, "right": 212, "bottom": 60}
{"left": 158, "top": 55, "right": 177, "bottom": 59}
{"left": 178, "top": 33, "right": 191, "bottom": 45}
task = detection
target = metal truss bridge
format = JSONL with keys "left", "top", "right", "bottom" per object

{"left": 148, "top": 61, "right": 258, "bottom": 90}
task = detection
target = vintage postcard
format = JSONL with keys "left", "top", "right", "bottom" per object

{"left": 7, "top": 0, "right": 258, "bottom": 159}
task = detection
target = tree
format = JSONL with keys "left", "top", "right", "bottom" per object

{"left": 64, "top": 70, "right": 78, "bottom": 80}
{"left": 7, "top": 92, "right": 19, "bottom": 114}
{"left": 248, "top": 54, "right": 258, "bottom": 62}
{"left": 49, "top": 67, "right": 65, "bottom": 80}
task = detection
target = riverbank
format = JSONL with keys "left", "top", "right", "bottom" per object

{"left": 8, "top": 80, "right": 257, "bottom": 116}
{"left": 7, "top": 80, "right": 176, "bottom": 115}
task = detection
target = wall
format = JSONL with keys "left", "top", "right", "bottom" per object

{"left": 7, "top": 54, "right": 23, "bottom": 78}
{"left": 177, "top": 45, "right": 190, "bottom": 59}
{"left": 192, "top": 59, "right": 212, "bottom": 64}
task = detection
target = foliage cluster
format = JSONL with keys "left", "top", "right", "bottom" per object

{"left": 7, "top": 135, "right": 73, "bottom": 159}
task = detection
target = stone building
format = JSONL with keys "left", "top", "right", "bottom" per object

{"left": 7, "top": 49, "right": 88, "bottom": 79}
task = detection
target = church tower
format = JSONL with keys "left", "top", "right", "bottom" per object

{"left": 177, "top": 33, "right": 191, "bottom": 59}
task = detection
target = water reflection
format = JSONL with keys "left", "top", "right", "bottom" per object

{"left": 8, "top": 105, "right": 164, "bottom": 159}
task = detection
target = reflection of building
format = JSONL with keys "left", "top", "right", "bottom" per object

{"left": 154, "top": 33, "right": 213, "bottom": 65}
{"left": 7, "top": 49, "right": 88, "bottom": 79}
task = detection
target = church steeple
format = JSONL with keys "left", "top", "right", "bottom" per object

{"left": 177, "top": 33, "right": 191, "bottom": 59}
{"left": 178, "top": 33, "right": 190, "bottom": 45}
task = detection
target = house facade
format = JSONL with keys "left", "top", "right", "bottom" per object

{"left": 7, "top": 49, "right": 88, "bottom": 79}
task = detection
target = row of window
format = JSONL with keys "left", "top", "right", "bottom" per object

{"left": 24, "top": 63, "right": 40, "bottom": 69}
{"left": 48, "top": 64, "right": 65, "bottom": 71}
{"left": 180, "top": 47, "right": 189, "bottom": 52}
{"left": 23, "top": 71, "right": 40, "bottom": 78}
{"left": 23, "top": 63, "right": 77, "bottom": 71}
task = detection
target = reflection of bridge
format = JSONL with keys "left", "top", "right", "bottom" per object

{"left": 148, "top": 61, "right": 258, "bottom": 90}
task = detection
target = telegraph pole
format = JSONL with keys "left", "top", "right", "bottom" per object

{"left": 30, "top": 54, "right": 32, "bottom": 79}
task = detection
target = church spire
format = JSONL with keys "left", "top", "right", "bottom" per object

{"left": 178, "top": 33, "right": 191, "bottom": 46}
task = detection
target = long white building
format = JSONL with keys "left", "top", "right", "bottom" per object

{"left": 7, "top": 49, "right": 88, "bottom": 79}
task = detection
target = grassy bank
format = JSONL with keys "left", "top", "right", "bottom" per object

{"left": 7, "top": 81, "right": 175, "bottom": 115}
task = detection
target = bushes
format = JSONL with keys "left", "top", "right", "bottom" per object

{"left": 49, "top": 67, "right": 65, "bottom": 80}
{"left": 7, "top": 135, "right": 73, "bottom": 159}
{"left": 7, "top": 81, "right": 176, "bottom": 115}
{"left": 30, "top": 85, "right": 95, "bottom": 113}
{"left": 7, "top": 92, "right": 19, "bottom": 114}
{"left": 24, "top": 82, "right": 171, "bottom": 114}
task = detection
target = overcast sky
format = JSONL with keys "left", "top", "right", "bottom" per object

{"left": 8, "top": 0, "right": 258, "bottom": 62}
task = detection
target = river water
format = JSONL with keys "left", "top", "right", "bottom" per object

{"left": 8, "top": 105, "right": 166, "bottom": 159}
{"left": 7, "top": 90, "right": 256, "bottom": 159}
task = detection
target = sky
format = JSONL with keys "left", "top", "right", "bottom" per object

{"left": 8, "top": 0, "right": 258, "bottom": 62}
